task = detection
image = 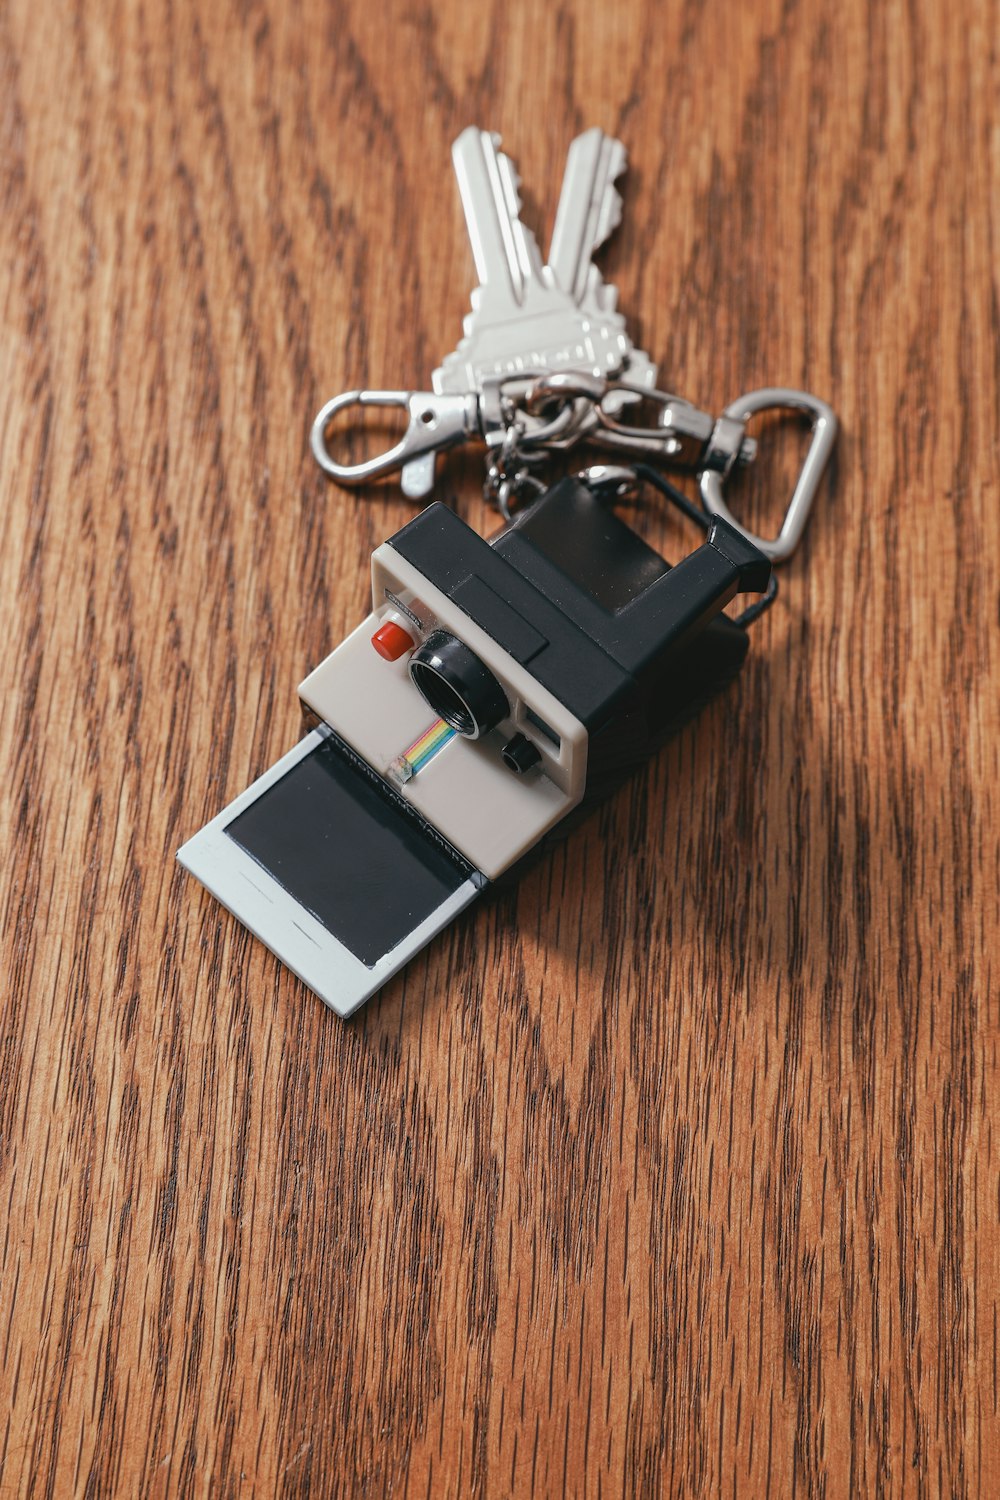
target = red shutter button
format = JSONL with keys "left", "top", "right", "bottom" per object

{"left": 371, "top": 620, "right": 415, "bottom": 661}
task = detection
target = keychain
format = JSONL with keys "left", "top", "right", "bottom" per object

{"left": 178, "top": 127, "right": 838, "bottom": 1016}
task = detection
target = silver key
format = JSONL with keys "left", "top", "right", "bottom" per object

{"left": 433, "top": 128, "right": 656, "bottom": 398}
{"left": 547, "top": 128, "right": 657, "bottom": 393}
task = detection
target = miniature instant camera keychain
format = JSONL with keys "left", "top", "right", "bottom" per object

{"left": 178, "top": 128, "right": 838, "bottom": 1016}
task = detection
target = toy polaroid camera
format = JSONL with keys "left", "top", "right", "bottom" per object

{"left": 178, "top": 475, "right": 771, "bottom": 1015}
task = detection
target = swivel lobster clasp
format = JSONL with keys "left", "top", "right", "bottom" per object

{"left": 310, "top": 389, "right": 480, "bottom": 499}
{"left": 699, "top": 389, "right": 838, "bottom": 563}
{"left": 310, "top": 380, "right": 586, "bottom": 499}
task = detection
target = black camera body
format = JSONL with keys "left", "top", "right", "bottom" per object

{"left": 179, "top": 478, "right": 770, "bottom": 1015}
{"left": 390, "top": 476, "right": 769, "bottom": 808}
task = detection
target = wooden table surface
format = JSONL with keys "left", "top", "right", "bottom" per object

{"left": 2, "top": 0, "right": 999, "bottom": 1495}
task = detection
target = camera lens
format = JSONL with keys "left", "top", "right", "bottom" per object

{"left": 409, "top": 630, "right": 509, "bottom": 739}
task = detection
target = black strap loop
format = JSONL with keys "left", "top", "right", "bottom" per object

{"left": 631, "top": 463, "right": 778, "bottom": 629}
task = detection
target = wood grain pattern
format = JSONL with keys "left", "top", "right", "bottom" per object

{"left": 2, "top": 0, "right": 998, "bottom": 1494}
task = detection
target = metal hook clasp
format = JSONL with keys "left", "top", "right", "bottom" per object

{"left": 699, "top": 388, "right": 837, "bottom": 563}
{"left": 310, "top": 390, "right": 479, "bottom": 499}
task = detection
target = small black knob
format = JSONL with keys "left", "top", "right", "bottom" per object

{"left": 501, "top": 733, "right": 542, "bottom": 775}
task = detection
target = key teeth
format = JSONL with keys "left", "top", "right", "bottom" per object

{"left": 591, "top": 138, "right": 626, "bottom": 253}
{"left": 481, "top": 127, "right": 526, "bottom": 221}
{"left": 601, "top": 136, "right": 628, "bottom": 186}
{"left": 593, "top": 187, "right": 623, "bottom": 252}
{"left": 498, "top": 152, "right": 524, "bottom": 218}
{"left": 585, "top": 266, "right": 619, "bottom": 313}
{"left": 498, "top": 153, "right": 547, "bottom": 286}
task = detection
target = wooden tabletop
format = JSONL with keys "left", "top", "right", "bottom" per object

{"left": 2, "top": 1, "right": 998, "bottom": 1495}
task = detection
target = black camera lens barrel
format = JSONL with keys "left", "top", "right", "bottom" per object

{"left": 409, "top": 630, "right": 510, "bottom": 739}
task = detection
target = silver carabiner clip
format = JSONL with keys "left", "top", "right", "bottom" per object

{"left": 310, "top": 390, "right": 479, "bottom": 499}
{"left": 699, "top": 388, "right": 837, "bottom": 563}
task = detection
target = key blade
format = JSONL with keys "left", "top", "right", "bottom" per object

{"left": 451, "top": 127, "right": 545, "bottom": 307}
{"left": 548, "top": 129, "right": 627, "bottom": 304}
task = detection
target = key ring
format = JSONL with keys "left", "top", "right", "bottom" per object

{"left": 483, "top": 419, "right": 548, "bottom": 519}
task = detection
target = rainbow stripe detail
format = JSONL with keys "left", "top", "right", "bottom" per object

{"left": 390, "top": 718, "right": 456, "bottom": 783}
